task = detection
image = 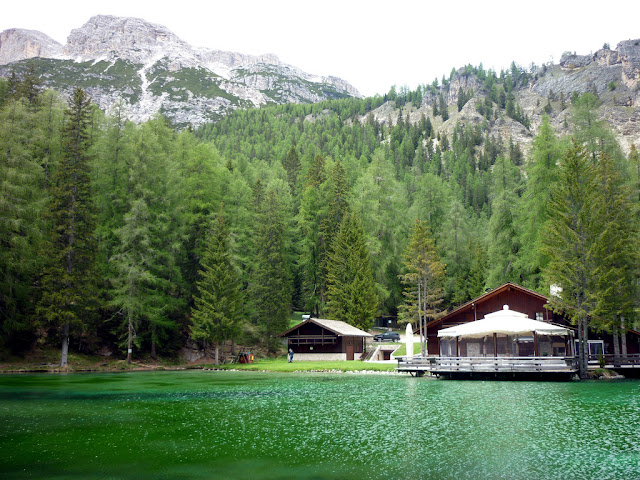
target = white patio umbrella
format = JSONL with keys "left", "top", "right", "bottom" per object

{"left": 405, "top": 323, "right": 414, "bottom": 358}
{"left": 438, "top": 306, "right": 570, "bottom": 338}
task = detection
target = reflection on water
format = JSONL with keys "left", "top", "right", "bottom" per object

{"left": 1, "top": 371, "right": 639, "bottom": 479}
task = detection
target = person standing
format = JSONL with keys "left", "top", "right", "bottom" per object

{"left": 288, "top": 348, "right": 294, "bottom": 363}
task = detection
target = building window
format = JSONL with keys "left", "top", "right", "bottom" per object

{"left": 536, "top": 312, "right": 544, "bottom": 322}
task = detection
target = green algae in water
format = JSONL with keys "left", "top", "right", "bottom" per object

{"left": 1, "top": 371, "right": 639, "bottom": 479}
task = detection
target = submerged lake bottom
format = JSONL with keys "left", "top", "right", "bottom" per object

{"left": 0, "top": 370, "right": 639, "bottom": 479}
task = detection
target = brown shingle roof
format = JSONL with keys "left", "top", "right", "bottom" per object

{"left": 280, "top": 318, "right": 372, "bottom": 337}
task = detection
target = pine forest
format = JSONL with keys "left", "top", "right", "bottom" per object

{"left": 1, "top": 63, "right": 639, "bottom": 364}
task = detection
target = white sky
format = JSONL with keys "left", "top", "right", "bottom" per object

{"left": 2, "top": 0, "right": 639, "bottom": 97}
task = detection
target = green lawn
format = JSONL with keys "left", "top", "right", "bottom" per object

{"left": 204, "top": 358, "right": 397, "bottom": 372}
{"left": 390, "top": 343, "right": 421, "bottom": 357}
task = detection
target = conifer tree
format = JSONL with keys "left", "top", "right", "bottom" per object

{"left": 543, "top": 141, "right": 598, "bottom": 378}
{"left": 399, "top": 220, "right": 445, "bottom": 356}
{"left": 486, "top": 155, "right": 522, "bottom": 288}
{"left": 282, "top": 144, "right": 301, "bottom": 194}
{"left": 37, "top": 88, "right": 97, "bottom": 366}
{"left": 109, "top": 198, "right": 159, "bottom": 363}
{"left": 249, "top": 189, "right": 292, "bottom": 351}
{"left": 518, "top": 116, "right": 564, "bottom": 289}
{"left": 590, "top": 153, "right": 638, "bottom": 339}
{"left": 298, "top": 155, "right": 328, "bottom": 316}
{"left": 190, "top": 210, "right": 244, "bottom": 365}
{"left": 325, "top": 211, "right": 378, "bottom": 331}
{"left": 0, "top": 97, "right": 47, "bottom": 349}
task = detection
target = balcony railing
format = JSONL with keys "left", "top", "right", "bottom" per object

{"left": 397, "top": 356, "right": 577, "bottom": 374}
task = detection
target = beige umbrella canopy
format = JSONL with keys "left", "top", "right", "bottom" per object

{"left": 438, "top": 306, "right": 570, "bottom": 338}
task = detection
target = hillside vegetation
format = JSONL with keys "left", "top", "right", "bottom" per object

{"left": 1, "top": 54, "right": 639, "bottom": 364}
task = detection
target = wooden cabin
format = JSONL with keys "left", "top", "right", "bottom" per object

{"left": 280, "top": 318, "right": 372, "bottom": 361}
{"left": 426, "top": 282, "right": 640, "bottom": 360}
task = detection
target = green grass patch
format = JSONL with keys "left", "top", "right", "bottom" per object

{"left": 205, "top": 358, "right": 396, "bottom": 372}
{"left": 390, "top": 343, "right": 418, "bottom": 357}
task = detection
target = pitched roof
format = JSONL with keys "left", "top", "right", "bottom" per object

{"left": 280, "top": 318, "right": 372, "bottom": 337}
{"left": 427, "top": 282, "right": 548, "bottom": 329}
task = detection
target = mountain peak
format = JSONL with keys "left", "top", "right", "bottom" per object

{"left": 63, "top": 15, "right": 191, "bottom": 64}
{"left": 0, "top": 28, "right": 62, "bottom": 64}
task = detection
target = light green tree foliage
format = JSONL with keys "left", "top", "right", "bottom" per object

{"left": 325, "top": 211, "right": 378, "bottom": 331}
{"left": 518, "top": 116, "right": 565, "bottom": 290}
{"left": 249, "top": 189, "right": 293, "bottom": 351}
{"left": 399, "top": 220, "right": 445, "bottom": 355}
{"left": 543, "top": 142, "right": 598, "bottom": 378}
{"left": 590, "top": 152, "right": 638, "bottom": 331}
{"left": 176, "top": 138, "right": 226, "bottom": 302}
{"left": 408, "top": 172, "right": 453, "bottom": 234}
{"left": 0, "top": 98, "right": 50, "bottom": 349}
{"left": 486, "top": 155, "right": 522, "bottom": 288}
{"left": 190, "top": 211, "right": 244, "bottom": 365}
{"left": 37, "top": 88, "right": 98, "bottom": 366}
{"left": 353, "top": 149, "right": 409, "bottom": 313}
{"left": 107, "top": 118, "right": 185, "bottom": 359}
{"left": 93, "top": 103, "right": 136, "bottom": 282}
{"left": 109, "top": 198, "right": 159, "bottom": 363}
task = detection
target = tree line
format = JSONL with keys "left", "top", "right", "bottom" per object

{"left": 1, "top": 67, "right": 639, "bottom": 369}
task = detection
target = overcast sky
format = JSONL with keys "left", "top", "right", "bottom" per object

{"left": 2, "top": 0, "right": 639, "bottom": 96}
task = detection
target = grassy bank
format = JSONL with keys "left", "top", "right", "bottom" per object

{"left": 204, "top": 358, "right": 397, "bottom": 372}
{"left": 0, "top": 348, "right": 398, "bottom": 374}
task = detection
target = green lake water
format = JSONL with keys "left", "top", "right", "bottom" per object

{"left": 0, "top": 371, "right": 639, "bottom": 480}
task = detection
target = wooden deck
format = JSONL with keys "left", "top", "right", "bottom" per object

{"left": 397, "top": 356, "right": 578, "bottom": 379}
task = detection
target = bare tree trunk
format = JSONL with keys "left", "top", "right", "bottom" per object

{"left": 127, "top": 311, "right": 133, "bottom": 364}
{"left": 231, "top": 338, "right": 236, "bottom": 356}
{"left": 621, "top": 316, "right": 628, "bottom": 362}
{"left": 578, "top": 319, "right": 589, "bottom": 379}
{"left": 214, "top": 342, "right": 220, "bottom": 366}
{"left": 417, "top": 281, "right": 424, "bottom": 357}
{"left": 150, "top": 324, "right": 157, "bottom": 361}
{"left": 613, "top": 320, "right": 621, "bottom": 367}
{"left": 60, "top": 321, "right": 69, "bottom": 367}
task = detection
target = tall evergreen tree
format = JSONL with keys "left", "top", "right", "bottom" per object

{"left": 542, "top": 141, "right": 598, "bottom": 378}
{"left": 518, "top": 116, "right": 564, "bottom": 289}
{"left": 399, "top": 220, "right": 445, "bottom": 356}
{"left": 190, "top": 210, "right": 244, "bottom": 365}
{"left": 486, "top": 155, "right": 522, "bottom": 287}
{"left": 325, "top": 211, "right": 378, "bottom": 331}
{"left": 590, "top": 153, "right": 638, "bottom": 338}
{"left": 37, "top": 88, "right": 98, "bottom": 366}
{"left": 249, "top": 189, "right": 292, "bottom": 351}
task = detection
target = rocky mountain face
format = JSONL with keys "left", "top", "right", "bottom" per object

{"left": 0, "top": 15, "right": 361, "bottom": 126}
{"left": 365, "top": 40, "right": 640, "bottom": 156}
{"left": 0, "top": 28, "right": 63, "bottom": 64}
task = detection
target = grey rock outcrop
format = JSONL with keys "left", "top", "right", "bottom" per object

{"left": 618, "top": 39, "right": 640, "bottom": 88}
{"left": 0, "top": 29, "right": 62, "bottom": 65}
{"left": 0, "top": 15, "right": 360, "bottom": 126}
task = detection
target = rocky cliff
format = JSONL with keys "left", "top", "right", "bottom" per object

{"left": 366, "top": 40, "right": 640, "bottom": 156}
{"left": 0, "top": 29, "right": 63, "bottom": 65}
{"left": 0, "top": 15, "right": 361, "bottom": 126}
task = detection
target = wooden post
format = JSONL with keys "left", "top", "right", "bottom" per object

{"left": 456, "top": 337, "right": 460, "bottom": 357}
{"left": 493, "top": 333, "right": 497, "bottom": 357}
{"left": 533, "top": 331, "right": 539, "bottom": 356}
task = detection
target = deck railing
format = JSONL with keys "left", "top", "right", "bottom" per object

{"left": 588, "top": 353, "right": 640, "bottom": 366}
{"left": 397, "top": 356, "right": 577, "bottom": 373}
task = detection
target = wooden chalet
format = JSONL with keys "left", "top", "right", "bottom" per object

{"left": 397, "top": 282, "right": 640, "bottom": 379}
{"left": 425, "top": 283, "right": 560, "bottom": 355}
{"left": 280, "top": 318, "right": 372, "bottom": 361}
